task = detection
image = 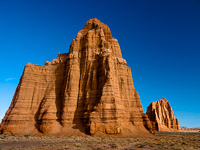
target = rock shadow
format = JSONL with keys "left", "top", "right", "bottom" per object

{"left": 72, "top": 55, "right": 106, "bottom": 134}
{"left": 34, "top": 62, "right": 68, "bottom": 132}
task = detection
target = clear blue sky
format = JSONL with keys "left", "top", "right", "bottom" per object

{"left": 0, "top": 0, "right": 200, "bottom": 128}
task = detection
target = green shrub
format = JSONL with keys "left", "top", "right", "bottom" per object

{"left": 24, "top": 133, "right": 30, "bottom": 138}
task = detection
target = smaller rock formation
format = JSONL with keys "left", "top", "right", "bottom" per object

{"left": 146, "top": 98, "right": 181, "bottom": 132}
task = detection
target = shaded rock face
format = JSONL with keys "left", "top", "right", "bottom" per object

{"left": 146, "top": 98, "right": 181, "bottom": 132}
{"left": 0, "top": 18, "right": 151, "bottom": 136}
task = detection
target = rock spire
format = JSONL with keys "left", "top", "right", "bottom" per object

{"left": 146, "top": 98, "right": 181, "bottom": 132}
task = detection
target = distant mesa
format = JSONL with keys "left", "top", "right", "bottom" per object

{"left": 0, "top": 18, "right": 180, "bottom": 136}
{"left": 181, "top": 127, "right": 200, "bottom": 132}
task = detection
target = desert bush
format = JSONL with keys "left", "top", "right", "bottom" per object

{"left": 11, "top": 133, "right": 15, "bottom": 136}
{"left": 182, "top": 142, "right": 187, "bottom": 145}
{"left": 0, "top": 134, "right": 6, "bottom": 139}
{"left": 109, "top": 143, "right": 118, "bottom": 148}
{"left": 138, "top": 144, "right": 146, "bottom": 148}
{"left": 65, "top": 145, "right": 70, "bottom": 149}
{"left": 24, "top": 133, "right": 30, "bottom": 138}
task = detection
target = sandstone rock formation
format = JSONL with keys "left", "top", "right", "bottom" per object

{"left": 0, "top": 18, "right": 152, "bottom": 136}
{"left": 181, "top": 127, "right": 200, "bottom": 132}
{"left": 146, "top": 98, "right": 181, "bottom": 132}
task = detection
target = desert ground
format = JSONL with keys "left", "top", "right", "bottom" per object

{"left": 0, "top": 132, "right": 199, "bottom": 150}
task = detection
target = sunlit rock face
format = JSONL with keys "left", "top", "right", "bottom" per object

{"left": 146, "top": 98, "right": 181, "bottom": 132}
{"left": 0, "top": 18, "right": 152, "bottom": 136}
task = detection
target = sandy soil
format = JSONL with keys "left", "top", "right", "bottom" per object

{"left": 0, "top": 132, "right": 200, "bottom": 150}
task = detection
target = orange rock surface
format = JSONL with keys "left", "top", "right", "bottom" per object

{"left": 0, "top": 18, "right": 152, "bottom": 136}
{"left": 146, "top": 98, "right": 181, "bottom": 132}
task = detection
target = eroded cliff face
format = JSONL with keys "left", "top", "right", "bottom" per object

{"left": 146, "top": 98, "right": 181, "bottom": 132}
{"left": 0, "top": 18, "right": 152, "bottom": 136}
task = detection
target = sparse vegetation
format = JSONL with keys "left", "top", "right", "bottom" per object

{"left": 11, "top": 133, "right": 15, "bottom": 136}
{"left": 24, "top": 133, "right": 31, "bottom": 138}
{"left": 0, "top": 133, "right": 199, "bottom": 149}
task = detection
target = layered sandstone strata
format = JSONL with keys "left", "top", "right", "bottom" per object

{"left": 0, "top": 18, "right": 152, "bottom": 136}
{"left": 146, "top": 98, "right": 181, "bottom": 132}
